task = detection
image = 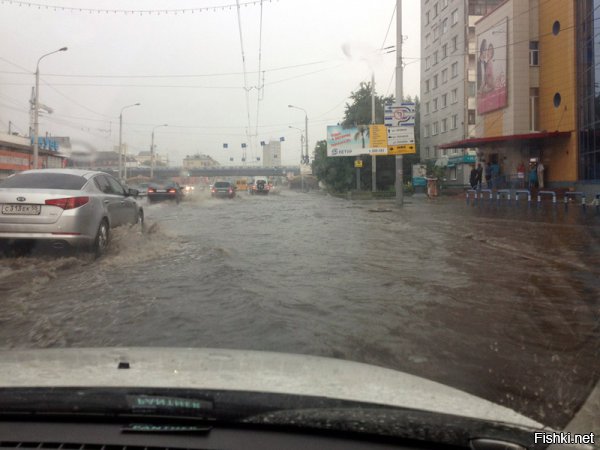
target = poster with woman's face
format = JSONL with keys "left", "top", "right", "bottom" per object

{"left": 477, "top": 17, "right": 508, "bottom": 114}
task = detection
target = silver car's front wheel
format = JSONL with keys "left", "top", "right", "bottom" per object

{"left": 93, "top": 219, "right": 109, "bottom": 257}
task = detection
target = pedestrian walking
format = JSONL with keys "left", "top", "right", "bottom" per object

{"left": 476, "top": 163, "right": 483, "bottom": 189}
{"left": 469, "top": 166, "right": 478, "bottom": 190}
{"left": 517, "top": 161, "right": 526, "bottom": 189}
{"left": 537, "top": 161, "right": 545, "bottom": 189}
{"left": 485, "top": 162, "right": 492, "bottom": 189}
{"left": 529, "top": 163, "right": 538, "bottom": 190}
{"left": 491, "top": 161, "right": 500, "bottom": 189}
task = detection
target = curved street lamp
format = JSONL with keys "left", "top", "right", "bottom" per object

{"left": 118, "top": 102, "right": 141, "bottom": 180}
{"left": 33, "top": 47, "right": 68, "bottom": 169}
{"left": 150, "top": 123, "right": 168, "bottom": 179}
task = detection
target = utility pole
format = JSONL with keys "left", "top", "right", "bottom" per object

{"left": 371, "top": 72, "right": 377, "bottom": 193}
{"left": 33, "top": 47, "right": 67, "bottom": 169}
{"left": 395, "top": 0, "right": 404, "bottom": 206}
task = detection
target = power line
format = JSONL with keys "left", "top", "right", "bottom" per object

{"left": 380, "top": 2, "right": 397, "bottom": 50}
{"left": 235, "top": 0, "right": 253, "bottom": 162}
{"left": 0, "top": 0, "right": 272, "bottom": 16}
{"left": 0, "top": 59, "right": 341, "bottom": 79}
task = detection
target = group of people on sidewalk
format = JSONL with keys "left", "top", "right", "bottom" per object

{"left": 469, "top": 161, "right": 500, "bottom": 190}
{"left": 470, "top": 160, "right": 545, "bottom": 190}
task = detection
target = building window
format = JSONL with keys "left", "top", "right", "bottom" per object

{"left": 451, "top": 114, "right": 458, "bottom": 129}
{"left": 450, "top": 166, "right": 457, "bottom": 181}
{"left": 451, "top": 62, "right": 458, "bottom": 77}
{"left": 451, "top": 9, "right": 458, "bottom": 25}
{"left": 554, "top": 92, "right": 562, "bottom": 108}
{"left": 426, "top": 11, "right": 430, "bottom": 25}
{"left": 452, "top": 35, "right": 458, "bottom": 52}
{"left": 425, "top": 101, "right": 430, "bottom": 114}
{"left": 433, "top": 98, "right": 438, "bottom": 111}
{"left": 468, "top": 81, "right": 476, "bottom": 97}
{"left": 433, "top": 74, "right": 439, "bottom": 89}
{"left": 426, "top": 33, "right": 431, "bottom": 47}
{"left": 451, "top": 88, "right": 458, "bottom": 103}
{"left": 468, "top": 109, "right": 476, "bottom": 125}
{"left": 442, "top": 118, "right": 448, "bottom": 133}
{"left": 442, "top": 94, "right": 447, "bottom": 108}
{"left": 529, "top": 41, "right": 539, "bottom": 66}
{"left": 442, "top": 18, "right": 448, "bottom": 34}
{"left": 442, "top": 69, "right": 448, "bottom": 83}
{"left": 442, "top": 44, "right": 448, "bottom": 59}
{"left": 424, "top": 125, "right": 430, "bottom": 137}
{"left": 432, "top": 121, "right": 439, "bottom": 135}
{"left": 530, "top": 88, "right": 539, "bottom": 131}
{"left": 441, "top": 0, "right": 448, "bottom": 9}
{"left": 425, "top": 79, "right": 430, "bottom": 92}
{"left": 433, "top": 51, "right": 438, "bottom": 65}
{"left": 425, "top": 146, "right": 430, "bottom": 158}
{"left": 433, "top": 25, "right": 439, "bottom": 40}
{"left": 552, "top": 20, "right": 560, "bottom": 35}
{"left": 433, "top": 2, "right": 438, "bottom": 17}
{"left": 425, "top": 56, "right": 431, "bottom": 70}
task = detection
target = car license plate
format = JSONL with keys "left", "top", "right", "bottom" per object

{"left": 156, "top": 189, "right": 167, "bottom": 193}
{"left": 1, "top": 204, "right": 41, "bottom": 215}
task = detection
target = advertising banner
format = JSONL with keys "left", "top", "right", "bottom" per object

{"left": 327, "top": 125, "right": 387, "bottom": 157}
{"left": 477, "top": 17, "right": 508, "bottom": 114}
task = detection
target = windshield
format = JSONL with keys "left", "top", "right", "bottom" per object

{"left": 0, "top": 172, "right": 87, "bottom": 190}
{"left": 0, "top": 0, "right": 598, "bottom": 442}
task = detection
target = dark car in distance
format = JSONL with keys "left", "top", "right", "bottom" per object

{"left": 211, "top": 181, "right": 235, "bottom": 199}
{"left": 147, "top": 182, "right": 183, "bottom": 204}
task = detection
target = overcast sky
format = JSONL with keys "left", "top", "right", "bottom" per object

{"left": 0, "top": 0, "right": 420, "bottom": 166}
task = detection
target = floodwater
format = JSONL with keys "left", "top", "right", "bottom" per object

{"left": 1, "top": 189, "right": 599, "bottom": 429}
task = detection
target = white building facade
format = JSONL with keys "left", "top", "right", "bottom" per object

{"left": 262, "top": 140, "right": 281, "bottom": 167}
{"left": 420, "top": 0, "right": 504, "bottom": 185}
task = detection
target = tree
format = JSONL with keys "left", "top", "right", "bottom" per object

{"left": 312, "top": 83, "right": 421, "bottom": 192}
{"left": 312, "top": 140, "right": 354, "bottom": 193}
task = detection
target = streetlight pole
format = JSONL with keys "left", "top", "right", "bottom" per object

{"left": 150, "top": 124, "right": 168, "bottom": 179}
{"left": 395, "top": 0, "right": 404, "bottom": 206}
{"left": 33, "top": 47, "right": 67, "bottom": 170}
{"left": 118, "top": 102, "right": 140, "bottom": 181}
{"left": 289, "top": 125, "right": 305, "bottom": 191}
{"left": 288, "top": 105, "right": 308, "bottom": 191}
{"left": 371, "top": 72, "right": 377, "bottom": 193}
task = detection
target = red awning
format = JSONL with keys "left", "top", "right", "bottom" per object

{"left": 438, "top": 131, "right": 572, "bottom": 149}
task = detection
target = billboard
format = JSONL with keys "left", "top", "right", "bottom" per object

{"left": 326, "top": 125, "right": 387, "bottom": 157}
{"left": 477, "top": 17, "right": 508, "bottom": 115}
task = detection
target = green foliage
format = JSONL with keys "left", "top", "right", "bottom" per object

{"left": 312, "top": 140, "right": 354, "bottom": 193}
{"left": 341, "top": 82, "right": 394, "bottom": 128}
{"left": 312, "top": 83, "right": 421, "bottom": 193}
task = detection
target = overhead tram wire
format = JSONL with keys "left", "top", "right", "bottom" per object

{"left": 0, "top": 59, "right": 341, "bottom": 79}
{"left": 236, "top": 0, "right": 254, "bottom": 163}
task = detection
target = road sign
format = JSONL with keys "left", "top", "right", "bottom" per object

{"left": 384, "top": 103, "right": 416, "bottom": 127}
{"left": 387, "top": 126, "right": 415, "bottom": 146}
{"left": 354, "top": 159, "right": 363, "bottom": 168}
{"left": 388, "top": 144, "right": 416, "bottom": 155}
{"left": 369, "top": 124, "right": 388, "bottom": 148}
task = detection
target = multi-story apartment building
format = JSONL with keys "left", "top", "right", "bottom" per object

{"left": 420, "top": 0, "right": 504, "bottom": 185}
{"left": 262, "top": 140, "right": 281, "bottom": 167}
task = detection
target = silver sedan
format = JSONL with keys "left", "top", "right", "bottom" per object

{"left": 0, "top": 169, "right": 143, "bottom": 256}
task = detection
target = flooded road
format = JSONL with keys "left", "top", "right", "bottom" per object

{"left": 1, "top": 189, "right": 599, "bottom": 428}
